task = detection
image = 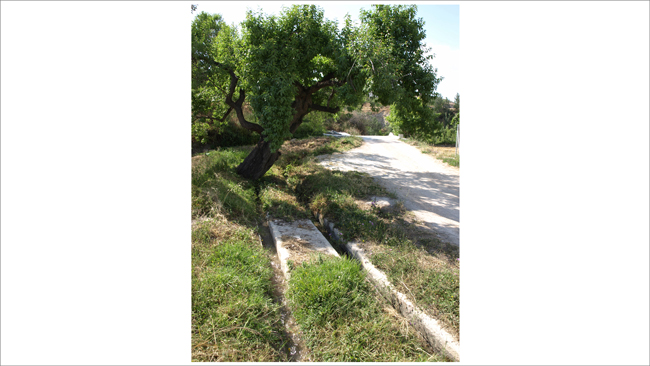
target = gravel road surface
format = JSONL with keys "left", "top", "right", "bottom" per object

{"left": 317, "top": 135, "right": 459, "bottom": 246}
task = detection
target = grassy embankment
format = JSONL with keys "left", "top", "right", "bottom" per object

{"left": 259, "top": 137, "right": 445, "bottom": 361}
{"left": 400, "top": 137, "right": 460, "bottom": 167}
{"left": 192, "top": 147, "right": 289, "bottom": 362}
{"left": 192, "top": 136, "right": 457, "bottom": 361}
{"left": 296, "top": 161, "right": 460, "bottom": 340}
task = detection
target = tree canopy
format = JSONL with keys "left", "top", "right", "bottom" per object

{"left": 192, "top": 4, "right": 441, "bottom": 179}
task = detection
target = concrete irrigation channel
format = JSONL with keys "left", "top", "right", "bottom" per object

{"left": 257, "top": 220, "right": 312, "bottom": 362}
{"left": 268, "top": 219, "right": 340, "bottom": 279}
{"left": 267, "top": 217, "right": 460, "bottom": 362}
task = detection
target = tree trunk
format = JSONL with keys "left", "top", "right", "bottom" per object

{"left": 236, "top": 138, "right": 281, "bottom": 180}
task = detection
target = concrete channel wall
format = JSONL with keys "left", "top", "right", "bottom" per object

{"left": 313, "top": 212, "right": 460, "bottom": 362}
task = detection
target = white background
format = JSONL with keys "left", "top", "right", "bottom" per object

{"left": 2, "top": 1, "right": 648, "bottom": 365}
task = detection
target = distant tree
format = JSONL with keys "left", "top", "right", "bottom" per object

{"left": 454, "top": 92, "right": 459, "bottom": 111}
{"left": 432, "top": 96, "right": 454, "bottom": 128}
{"left": 191, "top": 4, "right": 440, "bottom": 179}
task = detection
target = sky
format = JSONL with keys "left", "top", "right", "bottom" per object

{"left": 191, "top": 1, "right": 459, "bottom": 100}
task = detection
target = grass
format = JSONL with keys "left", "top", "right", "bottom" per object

{"left": 191, "top": 217, "right": 290, "bottom": 362}
{"left": 401, "top": 137, "right": 460, "bottom": 168}
{"left": 370, "top": 240, "right": 460, "bottom": 339}
{"left": 192, "top": 146, "right": 290, "bottom": 361}
{"left": 191, "top": 146, "right": 257, "bottom": 222}
{"left": 259, "top": 136, "right": 363, "bottom": 221}
{"left": 192, "top": 135, "right": 457, "bottom": 361}
{"left": 294, "top": 158, "right": 461, "bottom": 338}
{"left": 287, "top": 255, "right": 444, "bottom": 362}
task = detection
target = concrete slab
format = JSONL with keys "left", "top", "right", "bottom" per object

{"left": 345, "top": 241, "right": 460, "bottom": 362}
{"left": 323, "top": 130, "right": 351, "bottom": 137}
{"left": 268, "top": 219, "right": 340, "bottom": 279}
{"left": 367, "top": 196, "right": 399, "bottom": 209}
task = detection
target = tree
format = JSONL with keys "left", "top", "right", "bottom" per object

{"left": 192, "top": 5, "right": 441, "bottom": 179}
{"left": 191, "top": 12, "right": 229, "bottom": 145}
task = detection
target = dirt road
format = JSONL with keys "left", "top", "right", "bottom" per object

{"left": 317, "top": 135, "right": 459, "bottom": 246}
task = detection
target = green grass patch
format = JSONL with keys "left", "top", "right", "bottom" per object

{"left": 296, "top": 168, "right": 397, "bottom": 243}
{"left": 192, "top": 218, "right": 290, "bottom": 362}
{"left": 287, "top": 256, "right": 443, "bottom": 362}
{"left": 441, "top": 154, "right": 460, "bottom": 167}
{"left": 258, "top": 136, "right": 363, "bottom": 221}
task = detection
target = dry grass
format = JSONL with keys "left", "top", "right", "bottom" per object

{"left": 403, "top": 139, "right": 460, "bottom": 168}
{"left": 281, "top": 137, "right": 333, "bottom": 156}
{"left": 260, "top": 184, "right": 310, "bottom": 220}
{"left": 360, "top": 102, "right": 391, "bottom": 114}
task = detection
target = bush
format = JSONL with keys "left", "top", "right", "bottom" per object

{"left": 430, "top": 125, "right": 457, "bottom": 146}
{"left": 292, "top": 112, "right": 327, "bottom": 139}
{"left": 324, "top": 110, "right": 389, "bottom": 136}
{"left": 215, "top": 120, "right": 260, "bottom": 147}
{"left": 192, "top": 119, "right": 260, "bottom": 154}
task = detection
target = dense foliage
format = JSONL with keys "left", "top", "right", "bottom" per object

{"left": 388, "top": 92, "right": 460, "bottom": 146}
{"left": 192, "top": 4, "right": 441, "bottom": 178}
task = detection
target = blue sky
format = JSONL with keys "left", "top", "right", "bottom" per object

{"left": 191, "top": 2, "right": 459, "bottom": 100}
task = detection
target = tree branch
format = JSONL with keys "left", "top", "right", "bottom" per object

{"left": 349, "top": 77, "right": 357, "bottom": 92}
{"left": 193, "top": 106, "right": 233, "bottom": 124}
{"left": 294, "top": 81, "right": 307, "bottom": 93}
{"left": 308, "top": 72, "right": 345, "bottom": 94}
{"left": 211, "top": 60, "right": 264, "bottom": 135}
{"left": 327, "top": 88, "right": 335, "bottom": 108}
{"left": 310, "top": 104, "right": 340, "bottom": 114}
{"left": 289, "top": 114, "right": 307, "bottom": 134}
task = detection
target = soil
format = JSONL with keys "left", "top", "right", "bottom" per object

{"left": 280, "top": 235, "right": 317, "bottom": 267}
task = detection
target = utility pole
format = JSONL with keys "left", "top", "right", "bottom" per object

{"left": 456, "top": 123, "right": 459, "bottom": 156}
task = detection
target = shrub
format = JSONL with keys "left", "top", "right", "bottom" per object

{"left": 324, "top": 110, "right": 388, "bottom": 136}
{"left": 292, "top": 112, "right": 327, "bottom": 139}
